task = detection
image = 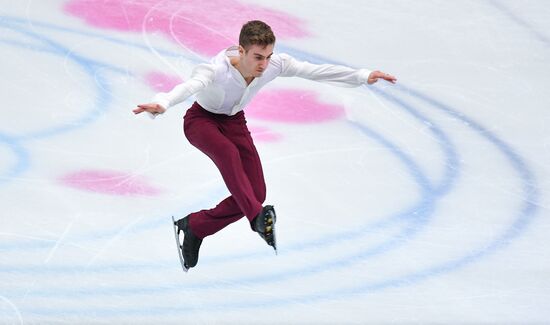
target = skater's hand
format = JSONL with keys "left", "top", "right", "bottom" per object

{"left": 367, "top": 71, "right": 397, "bottom": 85}
{"left": 133, "top": 103, "right": 166, "bottom": 117}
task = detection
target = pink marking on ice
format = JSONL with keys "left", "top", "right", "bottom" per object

{"left": 144, "top": 71, "right": 182, "bottom": 92}
{"left": 64, "top": 0, "right": 309, "bottom": 56}
{"left": 248, "top": 126, "right": 282, "bottom": 142}
{"left": 246, "top": 89, "right": 345, "bottom": 123}
{"left": 59, "top": 170, "right": 162, "bottom": 196}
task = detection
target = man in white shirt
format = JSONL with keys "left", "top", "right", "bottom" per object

{"left": 134, "top": 20, "right": 396, "bottom": 271}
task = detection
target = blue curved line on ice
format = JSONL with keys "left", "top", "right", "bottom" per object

{"left": 0, "top": 18, "right": 462, "bottom": 304}
{"left": 0, "top": 17, "right": 386, "bottom": 254}
{"left": 0, "top": 92, "right": 445, "bottom": 267}
{"left": 14, "top": 82, "right": 540, "bottom": 316}
{"left": 486, "top": 0, "right": 550, "bottom": 46}
{"left": 0, "top": 16, "right": 539, "bottom": 317}
{"left": 0, "top": 17, "right": 450, "bottom": 257}
{"left": 0, "top": 15, "right": 185, "bottom": 59}
{"left": 3, "top": 108, "right": 449, "bottom": 297}
{"left": 194, "top": 85, "right": 539, "bottom": 312}
{"left": 0, "top": 40, "right": 464, "bottom": 303}
{"left": 0, "top": 15, "right": 470, "bottom": 306}
{"left": 369, "top": 86, "right": 458, "bottom": 196}
{"left": 0, "top": 16, "right": 208, "bottom": 249}
{"left": 21, "top": 81, "right": 538, "bottom": 316}
{"left": 0, "top": 18, "right": 115, "bottom": 185}
{"left": 0, "top": 21, "right": 118, "bottom": 141}
{"left": 221, "top": 86, "right": 539, "bottom": 311}
{"left": 0, "top": 133, "right": 30, "bottom": 186}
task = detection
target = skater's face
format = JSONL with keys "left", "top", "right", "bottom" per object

{"left": 239, "top": 43, "right": 274, "bottom": 78}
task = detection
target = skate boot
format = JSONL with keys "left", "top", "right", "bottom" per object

{"left": 173, "top": 216, "right": 202, "bottom": 271}
{"left": 251, "top": 205, "right": 277, "bottom": 254}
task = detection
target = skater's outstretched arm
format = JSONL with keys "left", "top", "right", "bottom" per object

{"left": 277, "top": 53, "right": 396, "bottom": 87}
{"left": 133, "top": 64, "right": 216, "bottom": 118}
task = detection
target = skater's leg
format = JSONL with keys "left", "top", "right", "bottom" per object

{"left": 188, "top": 112, "right": 267, "bottom": 237}
{"left": 228, "top": 115, "right": 276, "bottom": 251}
{"left": 233, "top": 115, "right": 267, "bottom": 205}
{"left": 183, "top": 105, "right": 263, "bottom": 238}
{"left": 217, "top": 114, "right": 267, "bottom": 216}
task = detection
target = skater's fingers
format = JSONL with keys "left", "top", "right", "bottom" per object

{"left": 368, "top": 71, "right": 397, "bottom": 85}
{"left": 134, "top": 104, "right": 166, "bottom": 117}
{"left": 379, "top": 72, "right": 396, "bottom": 83}
{"left": 133, "top": 107, "right": 145, "bottom": 114}
{"left": 385, "top": 75, "right": 397, "bottom": 83}
{"left": 137, "top": 104, "right": 155, "bottom": 110}
{"left": 139, "top": 103, "right": 166, "bottom": 114}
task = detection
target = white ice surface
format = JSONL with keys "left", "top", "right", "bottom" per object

{"left": 1, "top": 0, "right": 549, "bottom": 324}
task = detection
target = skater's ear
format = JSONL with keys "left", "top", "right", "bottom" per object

{"left": 238, "top": 45, "right": 246, "bottom": 56}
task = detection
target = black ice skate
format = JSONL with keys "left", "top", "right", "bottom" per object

{"left": 172, "top": 215, "right": 202, "bottom": 272}
{"left": 251, "top": 205, "right": 277, "bottom": 254}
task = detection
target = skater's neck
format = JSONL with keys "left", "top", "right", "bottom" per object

{"left": 230, "top": 57, "right": 255, "bottom": 85}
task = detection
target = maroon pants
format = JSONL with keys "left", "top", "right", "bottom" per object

{"left": 183, "top": 102, "right": 266, "bottom": 239}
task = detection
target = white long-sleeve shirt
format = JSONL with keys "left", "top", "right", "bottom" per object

{"left": 152, "top": 47, "right": 372, "bottom": 116}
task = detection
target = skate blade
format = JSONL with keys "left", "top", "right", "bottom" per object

{"left": 270, "top": 207, "right": 277, "bottom": 255}
{"left": 272, "top": 226, "right": 278, "bottom": 256}
{"left": 172, "top": 216, "right": 189, "bottom": 273}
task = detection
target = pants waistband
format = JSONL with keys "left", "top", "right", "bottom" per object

{"left": 190, "top": 102, "right": 244, "bottom": 120}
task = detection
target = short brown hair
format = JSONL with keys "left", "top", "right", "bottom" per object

{"left": 239, "top": 20, "right": 276, "bottom": 51}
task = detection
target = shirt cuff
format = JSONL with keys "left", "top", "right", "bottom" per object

{"left": 359, "top": 69, "right": 373, "bottom": 84}
{"left": 151, "top": 94, "right": 170, "bottom": 111}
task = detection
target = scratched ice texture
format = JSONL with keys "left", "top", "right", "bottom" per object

{"left": 1, "top": 0, "right": 549, "bottom": 323}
